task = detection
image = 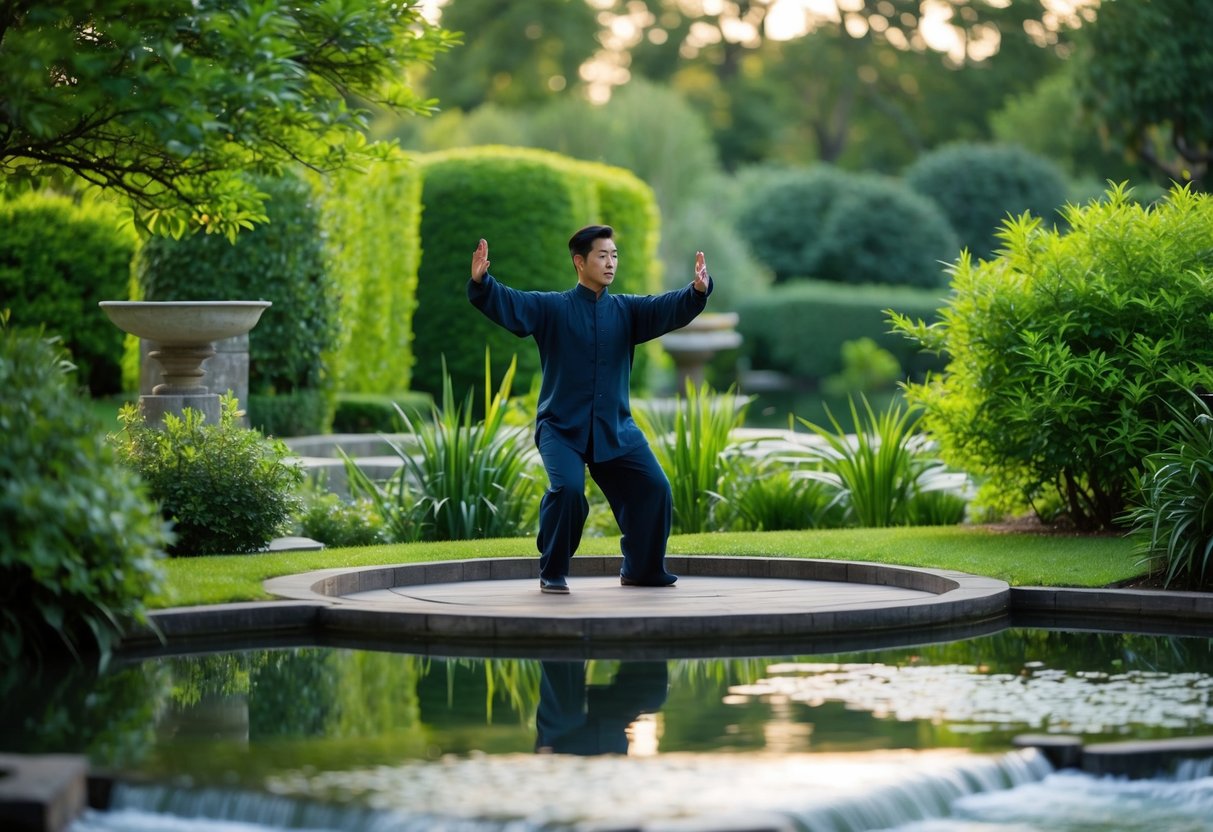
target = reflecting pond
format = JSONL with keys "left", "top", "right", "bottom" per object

{"left": 4, "top": 628, "right": 1213, "bottom": 831}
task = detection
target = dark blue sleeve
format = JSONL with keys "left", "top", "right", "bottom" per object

{"left": 467, "top": 274, "right": 545, "bottom": 337}
{"left": 627, "top": 281, "right": 712, "bottom": 344}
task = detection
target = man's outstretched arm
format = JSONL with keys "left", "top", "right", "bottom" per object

{"left": 467, "top": 238, "right": 544, "bottom": 337}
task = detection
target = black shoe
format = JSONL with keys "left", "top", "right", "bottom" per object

{"left": 540, "top": 577, "right": 570, "bottom": 594}
{"left": 620, "top": 573, "right": 678, "bottom": 587}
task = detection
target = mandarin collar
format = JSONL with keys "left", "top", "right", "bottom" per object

{"left": 573, "top": 283, "right": 607, "bottom": 302}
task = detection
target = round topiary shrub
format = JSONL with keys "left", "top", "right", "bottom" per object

{"left": 815, "top": 174, "right": 959, "bottom": 288}
{"left": 0, "top": 317, "right": 169, "bottom": 665}
{"left": 904, "top": 143, "right": 1069, "bottom": 261}
{"left": 113, "top": 395, "right": 305, "bottom": 556}
{"left": 0, "top": 193, "right": 137, "bottom": 395}
{"left": 133, "top": 172, "right": 338, "bottom": 435}
{"left": 734, "top": 165, "right": 850, "bottom": 283}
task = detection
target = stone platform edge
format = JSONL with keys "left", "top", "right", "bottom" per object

{"left": 128, "top": 556, "right": 1010, "bottom": 650}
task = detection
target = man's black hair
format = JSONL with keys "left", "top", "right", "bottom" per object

{"left": 568, "top": 225, "right": 614, "bottom": 260}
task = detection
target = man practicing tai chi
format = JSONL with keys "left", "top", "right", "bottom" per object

{"left": 468, "top": 225, "right": 713, "bottom": 594}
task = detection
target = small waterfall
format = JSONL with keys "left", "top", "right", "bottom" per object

{"left": 72, "top": 782, "right": 525, "bottom": 832}
{"left": 773, "top": 748, "right": 1053, "bottom": 832}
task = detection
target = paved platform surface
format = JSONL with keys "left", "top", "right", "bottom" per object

{"left": 345, "top": 575, "right": 936, "bottom": 618}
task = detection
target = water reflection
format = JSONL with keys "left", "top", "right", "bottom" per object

{"left": 535, "top": 661, "right": 668, "bottom": 755}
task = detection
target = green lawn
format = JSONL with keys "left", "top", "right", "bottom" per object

{"left": 152, "top": 526, "right": 1141, "bottom": 609}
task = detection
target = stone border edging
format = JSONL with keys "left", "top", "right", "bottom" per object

{"left": 261, "top": 555, "right": 1008, "bottom": 645}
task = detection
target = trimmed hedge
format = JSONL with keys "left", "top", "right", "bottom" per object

{"left": 736, "top": 167, "right": 957, "bottom": 287}
{"left": 132, "top": 173, "right": 339, "bottom": 435}
{"left": 413, "top": 146, "right": 662, "bottom": 400}
{"left": 331, "top": 391, "right": 434, "bottom": 433}
{"left": 734, "top": 165, "right": 850, "bottom": 283}
{"left": 904, "top": 142, "right": 1069, "bottom": 261}
{"left": 735, "top": 280, "right": 948, "bottom": 384}
{"left": 0, "top": 193, "right": 136, "bottom": 395}
{"left": 308, "top": 153, "right": 423, "bottom": 394}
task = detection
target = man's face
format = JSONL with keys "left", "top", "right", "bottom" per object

{"left": 577, "top": 237, "right": 618, "bottom": 293}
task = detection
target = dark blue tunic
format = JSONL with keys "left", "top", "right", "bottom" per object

{"left": 468, "top": 275, "right": 710, "bottom": 462}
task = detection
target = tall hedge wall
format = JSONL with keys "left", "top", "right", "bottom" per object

{"left": 309, "top": 153, "right": 423, "bottom": 394}
{"left": 413, "top": 146, "right": 662, "bottom": 399}
{"left": 0, "top": 193, "right": 136, "bottom": 395}
{"left": 735, "top": 280, "right": 948, "bottom": 384}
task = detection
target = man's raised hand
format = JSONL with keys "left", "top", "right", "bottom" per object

{"left": 693, "top": 250, "right": 710, "bottom": 294}
{"left": 471, "top": 238, "right": 491, "bottom": 283}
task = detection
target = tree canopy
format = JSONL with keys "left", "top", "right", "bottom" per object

{"left": 1078, "top": 0, "right": 1213, "bottom": 190}
{"left": 0, "top": 0, "right": 455, "bottom": 239}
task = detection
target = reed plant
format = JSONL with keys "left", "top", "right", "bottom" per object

{"left": 343, "top": 353, "right": 541, "bottom": 542}
{"left": 795, "top": 395, "right": 967, "bottom": 528}
{"left": 1127, "top": 395, "right": 1213, "bottom": 590}
{"left": 635, "top": 381, "right": 751, "bottom": 534}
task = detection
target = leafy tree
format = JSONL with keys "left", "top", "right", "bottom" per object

{"left": 424, "top": 0, "right": 600, "bottom": 110}
{"left": 1076, "top": 0, "right": 1213, "bottom": 191}
{"left": 0, "top": 0, "right": 454, "bottom": 239}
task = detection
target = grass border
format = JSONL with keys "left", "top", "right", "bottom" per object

{"left": 151, "top": 526, "right": 1140, "bottom": 609}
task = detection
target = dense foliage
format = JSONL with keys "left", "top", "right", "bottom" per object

{"left": 0, "top": 193, "right": 136, "bottom": 395}
{"left": 0, "top": 0, "right": 454, "bottom": 239}
{"left": 113, "top": 395, "right": 304, "bottom": 556}
{"left": 904, "top": 143, "right": 1069, "bottom": 261}
{"left": 893, "top": 184, "right": 1213, "bottom": 530}
{"left": 1077, "top": 0, "right": 1213, "bottom": 191}
{"left": 133, "top": 173, "right": 339, "bottom": 434}
{"left": 1, "top": 317, "right": 168, "bottom": 665}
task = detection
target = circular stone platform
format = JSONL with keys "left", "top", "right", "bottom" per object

{"left": 263, "top": 556, "right": 1009, "bottom": 649}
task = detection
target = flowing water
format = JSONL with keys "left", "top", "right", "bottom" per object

{"left": 4, "top": 628, "right": 1213, "bottom": 831}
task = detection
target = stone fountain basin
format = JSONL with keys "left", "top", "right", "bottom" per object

{"left": 99, "top": 301, "right": 271, "bottom": 346}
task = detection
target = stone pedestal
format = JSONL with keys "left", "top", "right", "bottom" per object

{"left": 138, "top": 393, "right": 221, "bottom": 430}
{"left": 140, "top": 334, "right": 249, "bottom": 426}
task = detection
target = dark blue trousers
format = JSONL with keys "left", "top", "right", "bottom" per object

{"left": 536, "top": 428, "right": 673, "bottom": 583}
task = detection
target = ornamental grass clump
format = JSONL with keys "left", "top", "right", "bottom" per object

{"left": 344, "top": 354, "right": 542, "bottom": 542}
{"left": 892, "top": 183, "right": 1213, "bottom": 531}
{"left": 635, "top": 381, "right": 751, "bottom": 534}
{"left": 1126, "top": 394, "right": 1213, "bottom": 590}
{"left": 113, "top": 395, "right": 303, "bottom": 556}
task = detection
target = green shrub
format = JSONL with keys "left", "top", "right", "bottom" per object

{"left": 0, "top": 193, "right": 136, "bottom": 395}
{"left": 904, "top": 142, "right": 1069, "bottom": 261}
{"left": 296, "top": 490, "right": 387, "bottom": 548}
{"left": 822, "top": 337, "right": 903, "bottom": 398}
{"left": 734, "top": 165, "right": 850, "bottom": 283}
{"left": 634, "top": 382, "right": 751, "bottom": 534}
{"left": 132, "top": 172, "right": 338, "bottom": 433}
{"left": 893, "top": 183, "right": 1213, "bottom": 531}
{"left": 736, "top": 280, "right": 946, "bottom": 385}
{"left": 814, "top": 174, "right": 958, "bottom": 288}
{"left": 344, "top": 355, "right": 543, "bottom": 542}
{"left": 331, "top": 391, "right": 434, "bottom": 434}
{"left": 1, "top": 317, "right": 168, "bottom": 664}
{"left": 309, "top": 155, "right": 423, "bottom": 394}
{"left": 113, "top": 395, "right": 304, "bottom": 556}
{"left": 413, "top": 146, "right": 661, "bottom": 400}
{"left": 1126, "top": 395, "right": 1213, "bottom": 590}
